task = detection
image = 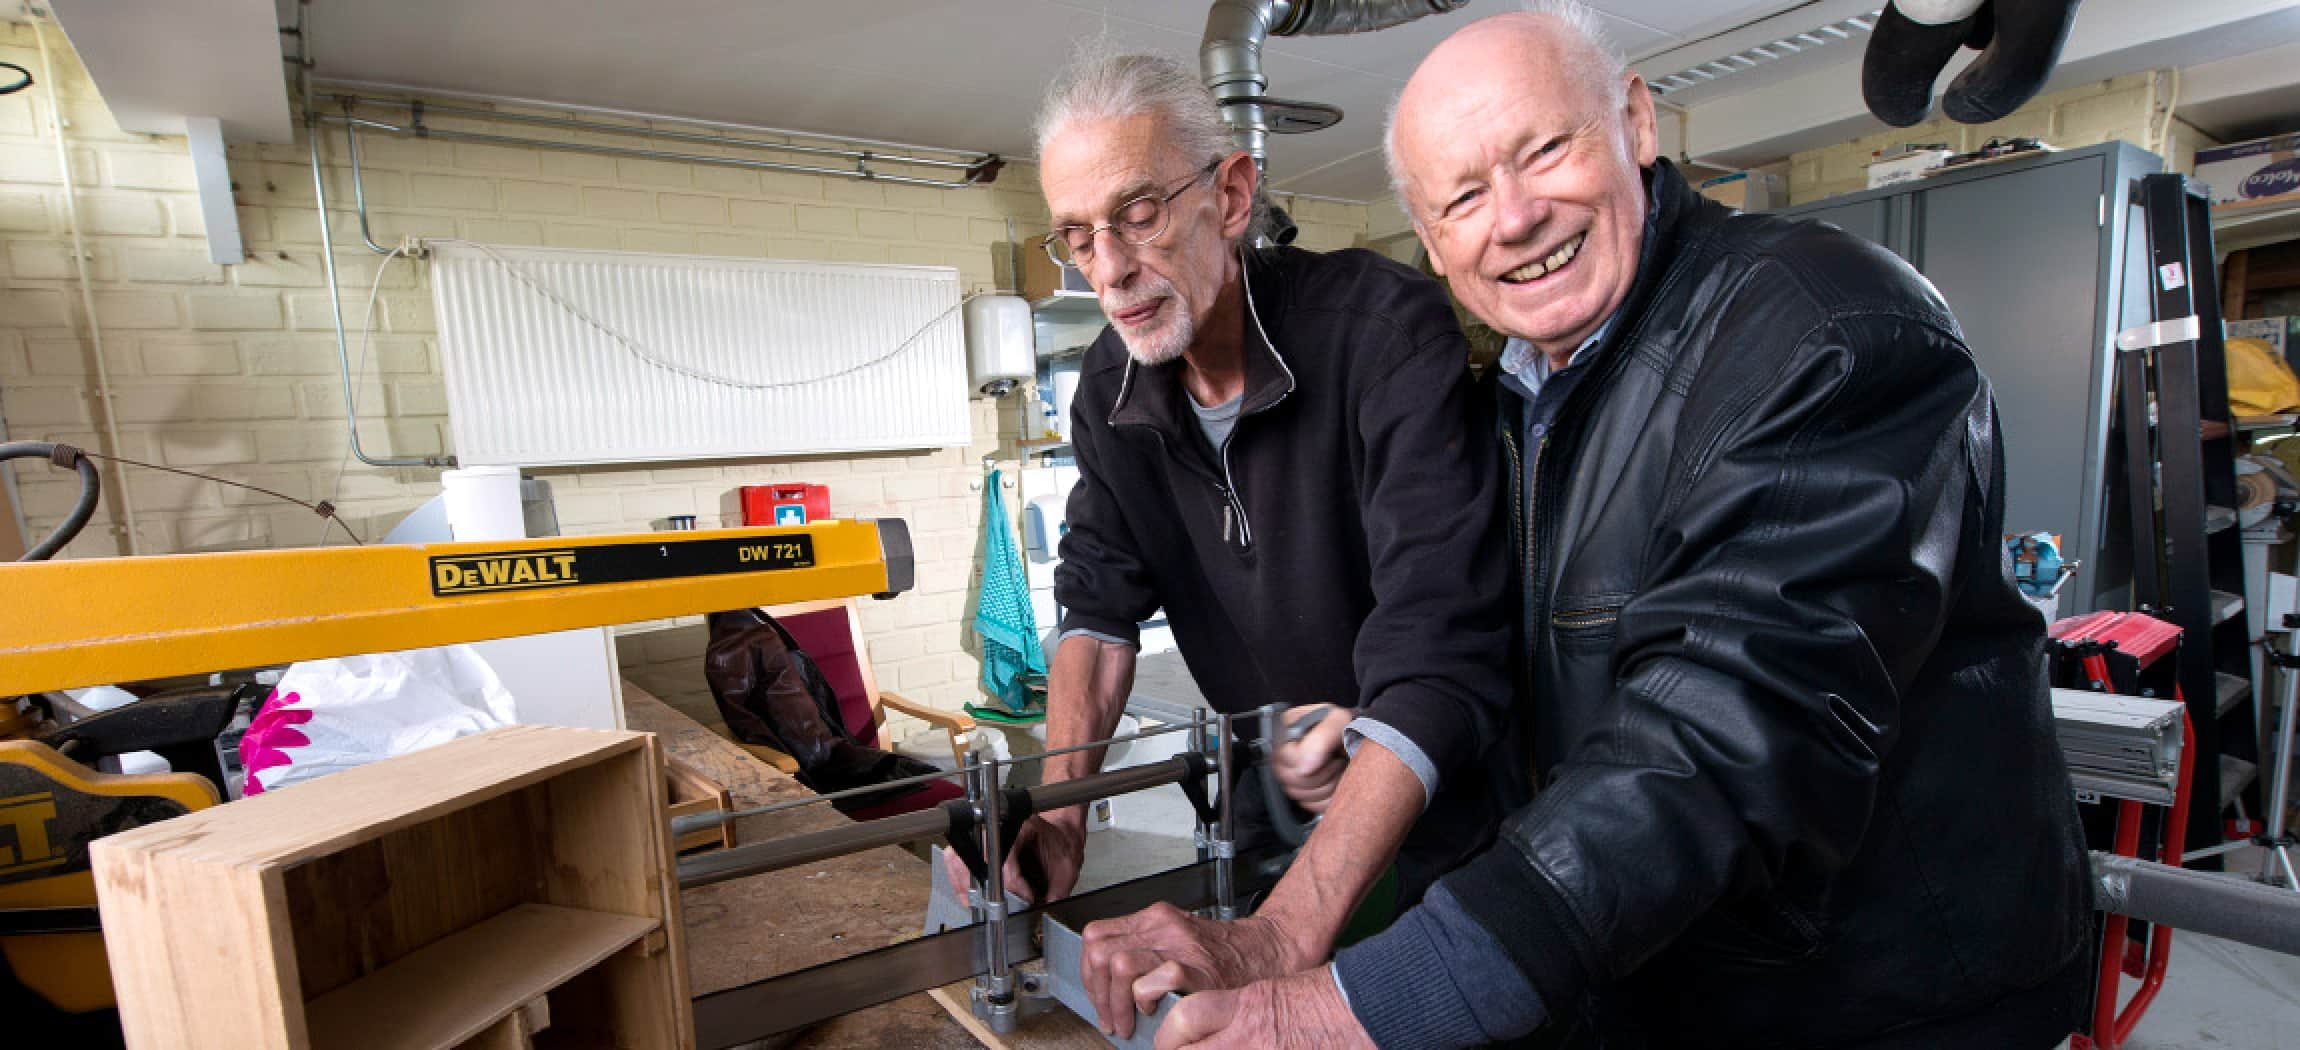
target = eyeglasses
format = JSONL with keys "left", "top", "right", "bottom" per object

{"left": 1042, "top": 159, "right": 1223, "bottom": 268}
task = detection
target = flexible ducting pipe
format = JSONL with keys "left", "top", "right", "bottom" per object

{"left": 1, "top": 442, "right": 101, "bottom": 561}
{"left": 1200, "top": 0, "right": 1469, "bottom": 168}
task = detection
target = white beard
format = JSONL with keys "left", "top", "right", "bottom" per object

{"left": 1120, "top": 307, "right": 1194, "bottom": 366}
{"left": 1106, "top": 277, "right": 1195, "bottom": 366}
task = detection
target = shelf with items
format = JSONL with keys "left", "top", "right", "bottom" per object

{"left": 1031, "top": 289, "right": 1103, "bottom": 324}
{"left": 2213, "top": 195, "right": 2300, "bottom": 256}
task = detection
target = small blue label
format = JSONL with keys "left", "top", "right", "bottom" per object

{"left": 774, "top": 504, "right": 807, "bottom": 526}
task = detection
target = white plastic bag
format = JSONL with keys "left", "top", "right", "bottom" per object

{"left": 240, "top": 645, "right": 518, "bottom": 795}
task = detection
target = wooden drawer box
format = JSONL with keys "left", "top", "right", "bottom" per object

{"left": 664, "top": 758, "right": 736, "bottom": 854}
{"left": 90, "top": 724, "right": 691, "bottom": 1050}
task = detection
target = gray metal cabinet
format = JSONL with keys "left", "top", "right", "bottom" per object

{"left": 1774, "top": 142, "right": 2162, "bottom": 613}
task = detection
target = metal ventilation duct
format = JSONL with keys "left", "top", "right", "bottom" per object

{"left": 1200, "top": 0, "right": 1471, "bottom": 170}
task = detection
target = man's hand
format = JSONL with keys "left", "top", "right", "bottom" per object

{"left": 1272, "top": 704, "right": 1354, "bottom": 814}
{"left": 939, "top": 813, "right": 1086, "bottom": 906}
{"left": 1155, "top": 967, "right": 1374, "bottom": 1050}
{"left": 1078, "top": 904, "right": 1317, "bottom": 1040}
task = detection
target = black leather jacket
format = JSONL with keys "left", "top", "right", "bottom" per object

{"left": 1442, "top": 162, "right": 2093, "bottom": 1047}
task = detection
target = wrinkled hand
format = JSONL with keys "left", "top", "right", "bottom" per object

{"left": 1078, "top": 904, "right": 1316, "bottom": 1040}
{"left": 1155, "top": 967, "right": 1374, "bottom": 1050}
{"left": 1272, "top": 703, "right": 1354, "bottom": 814}
{"left": 939, "top": 813, "right": 1085, "bottom": 906}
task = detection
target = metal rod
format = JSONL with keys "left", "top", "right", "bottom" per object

{"left": 2093, "top": 852, "right": 2300, "bottom": 956}
{"left": 672, "top": 720, "right": 1204, "bottom": 835}
{"left": 316, "top": 115, "right": 992, "bottom": 191}
{"left": 308, "top": 115, "right": 448, "bottom": 469}
{"left": 674, "top": 765, "right": 969, "bottom": 835}
{"left": 678, "top": 804, "right": 955, "bottom": 890}
{"left": 1029, "top": 755, "right": 1200, "bottom": 813}
{"left": 328, "top": 94, "right": 988, "bottom": 172}
{"left": 677, "top": 756, "right": 1203, "bottom": 890}
{"left": 317, "top": 82, "right": 995, "bottom": 164}
{"left": 975, "top": 756, "right": 1016, "bottom": 1018}
{"left": 2266, "top": 630, "right": 2300, "bottom": 855}
{"left": 1216, "top": 711, "right": 1237, "bottom": 918}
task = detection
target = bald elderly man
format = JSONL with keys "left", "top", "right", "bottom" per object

{"left": 1150, "top": 5, "right": 2094, "bottom": 1049}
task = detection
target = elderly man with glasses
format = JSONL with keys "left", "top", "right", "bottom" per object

{"left": 945, "top": 50, "right": 1519, "bottom": 1038}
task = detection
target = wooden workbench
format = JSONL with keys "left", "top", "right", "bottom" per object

{"left": 623, "top": 682, "right": 980, "bottom": 1049}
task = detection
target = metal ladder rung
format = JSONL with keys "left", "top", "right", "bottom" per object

{"left": 2221, "top": 754, "right": 2259, "bottom": 804}
{"left": 2213, "top": 589, "right": 2246, "bottom": 626}
{"left": 2217, "top": 672, "right": 2253, "bottom": 717}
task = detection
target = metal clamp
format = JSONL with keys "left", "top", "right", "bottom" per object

{"left": 2116, "top": 315, "right": 2201, "bottom": 353}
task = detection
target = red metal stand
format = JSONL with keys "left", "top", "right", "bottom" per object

{"left": 2067, "top": 642, "right": 2195, "bottom": 1050}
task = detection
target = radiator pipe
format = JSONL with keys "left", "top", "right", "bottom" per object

{"left": 328, "top": 95, "right": 996, "bottom": 175}
{"left": 317, "top": 115, "right": 1001, "bottom": 192}
{"left": 339, "top": 108, "right": 392, "bottom": 257}
{"left": 309, "top": 113, "right": 454, "bottom": 469}
{"left": 1201, "top": 0, "right": 1470, "bottom": 170}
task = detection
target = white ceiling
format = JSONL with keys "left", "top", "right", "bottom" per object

{"left": 292, "top": 0, "right": 1807, "bottom": 200}
{"left": 53, "top": 1, "right": 2300, "bottom": 202}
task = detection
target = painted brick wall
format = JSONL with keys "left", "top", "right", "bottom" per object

{"left": 0, "top": 20, "right": 1371, "bottom": 723}
{"left": 1786, "top": 71, "right": 2215, "bottom": 205}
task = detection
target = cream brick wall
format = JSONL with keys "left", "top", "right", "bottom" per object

{"left": 0, "top": 21, "right": 1371, "bottom": 721}
{"left": 1786, "top": 71, "right": 2213, "bottom": 206}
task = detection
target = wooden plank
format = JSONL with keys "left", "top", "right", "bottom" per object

{"left": 94, "top": 850, "right": 304, "bottom": 1049}
{"left": 624, "top": 682, "right": 980, "bottom": 1049}
{"left": 285, "top": 788, "right": 547, "bottom": 1000}
{"left": 539, "top": 739, "right": 692, "bottom": 1049}
{"left": 451, "top": 1005, "right": 534, "bottom": 1050}
{"left": 627, "top": 685, "right": 932, "bottom": 982}
{"left": 95, "top": 725, "right": 646, "bottom": 869}
{"left": 927, "top": 980, "right": 1110, "bottom": 1050}
{"left": 666, "top": 757, "right": 737, "bottom": 853}
{"left": 2224, "top": 248, "right": 2252, "bottom": 322}
{"left": 303, "top": 902, "right": 654, "bottom": 1050}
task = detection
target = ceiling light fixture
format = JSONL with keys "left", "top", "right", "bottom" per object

{"left": 1649, "top": 11, "right": 1882, "bottom": 97}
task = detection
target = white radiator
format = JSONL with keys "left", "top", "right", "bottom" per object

{"left": 426, "top": 241, "right": 972, "bottom": 467}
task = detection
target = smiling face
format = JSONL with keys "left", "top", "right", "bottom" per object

{"left": 1392, "top": 16, "right": 1658, "bottom": 359}
{"left": 1039, "top": 114, "right": 1254, "bottom": 366}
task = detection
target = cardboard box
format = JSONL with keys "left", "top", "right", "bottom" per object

{"left": 1022, "top": 243, "right": 1092, "bottom": 301}
{"left": 2197, "top": 132, "right": 2300, "bottom": 206}
{"left": 2227, "top": 316, "right": 2290, "bottom": 357}
{"left": 1697, "top": 171, "right": 1784, "bottom": 211}
{"left": 1868, "top": 149, "right": 1955, "bottom": 188}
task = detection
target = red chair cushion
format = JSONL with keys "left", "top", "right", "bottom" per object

{"left": 841, "top": 775, "right": 965, "bottom": 821}
{"left": 776, "top": 606, "right": 878, "bottom": 748}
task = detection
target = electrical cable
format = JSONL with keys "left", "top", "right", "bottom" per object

{"left": 79, "top": 448, "right": 363, "bottom": 547}
{"left": 460, "top": 241, "right": 978, "bottom": 392}
{"left": 320, "top": 245, "right": 411, "bottom": 545}
{"left": 0, "top": 62, "right": 32, "bottom": 95}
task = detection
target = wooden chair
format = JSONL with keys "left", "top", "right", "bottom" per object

{"left": 734, "top": 597, "right": 976, "bottom": 775}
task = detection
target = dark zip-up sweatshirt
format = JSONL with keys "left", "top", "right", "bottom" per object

{"left": 1054, "top": 246, "right": 1517, "bottom": 889}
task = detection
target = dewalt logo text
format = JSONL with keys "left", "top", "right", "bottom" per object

{"left": 432, "top": 550, "right": 581, "bottom": 595}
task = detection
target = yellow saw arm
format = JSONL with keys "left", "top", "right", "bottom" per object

{"left": 0, "top": 518, "right": 913, "bottom": 696}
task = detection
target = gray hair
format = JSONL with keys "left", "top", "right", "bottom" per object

{"left": 1035, "top": 49, "right": 1266, "bottom": 244}
{"left": 1382, "top": 1, "right": 1629, "bottom": 214}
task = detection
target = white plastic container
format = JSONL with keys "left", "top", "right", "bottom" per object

{"left": 963, "top": 294, "right": 1033, "bottom": 397}
{"left": 440, "top": 465, "right": 526, "bottom": 541}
